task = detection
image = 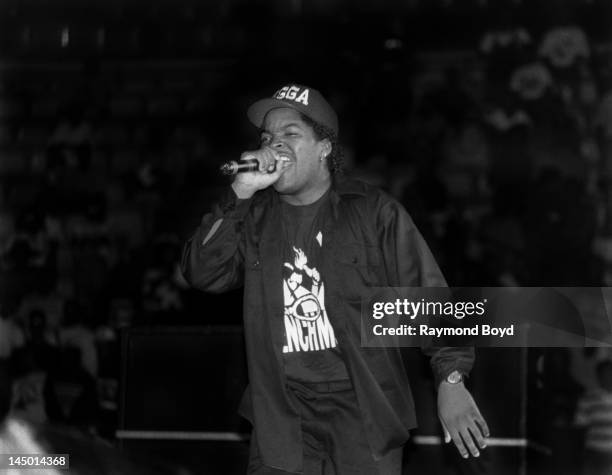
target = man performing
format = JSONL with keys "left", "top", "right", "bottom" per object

{"left": 182, "top": 84, "right": 489, "bottom": 474}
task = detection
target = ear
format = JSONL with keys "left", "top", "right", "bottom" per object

{"left": 320, "top": 138, "right": 332, "bottom": 159}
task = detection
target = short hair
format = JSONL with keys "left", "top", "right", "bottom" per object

{"left": 299, "top": 113, "right": 344, "bottom": 175}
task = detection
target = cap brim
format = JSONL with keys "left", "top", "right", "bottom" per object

{"left": 247, "top": 98, "right": 304, "bottom": 129}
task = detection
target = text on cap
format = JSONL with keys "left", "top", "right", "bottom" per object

{"left": 275, "top": 86, "right": 310, "bottom": 105}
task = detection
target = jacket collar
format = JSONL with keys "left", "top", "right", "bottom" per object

{"left": 331, "top": 174, "right": 368, "bottom": 197}
{"left": 325, "top": 174, "right": 366, "bottom": 220}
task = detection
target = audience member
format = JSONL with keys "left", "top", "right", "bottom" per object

{"left": 575, "top": 360, "right": 612, "bottom": 475}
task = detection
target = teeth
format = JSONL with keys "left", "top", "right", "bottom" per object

{"left": 274, "top": 152, "right": 292, "bottom": 161}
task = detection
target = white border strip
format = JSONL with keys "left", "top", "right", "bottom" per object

{"left": 413, "top": 436, "right": 524, "bottom": 447}
{"left": 116, "top": 431, "right": 249, "bottom": 442}
{"left": 412, "top": 436, "right": 551, "bottom": 454}
{"left": 116, "top": 431, "right": 548, "bottom": 452}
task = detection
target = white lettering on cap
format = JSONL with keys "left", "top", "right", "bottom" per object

{"left": 275, "top": 86, "right": 309, "bottom": 106}
{"left": 275, "top": 86, "right": 289, "bottom": 100}
{"left": 295, "top": 89, "right": 309, "bottom": 105}
{"left": 286, "top": 86, "right": 299, "bottom": 100}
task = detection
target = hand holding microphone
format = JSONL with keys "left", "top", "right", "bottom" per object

{"left": 221, "top": 148, "right": 289, "bottom": 175}
{"left": 228, "top": 147, "right": 291, "bottom": 199}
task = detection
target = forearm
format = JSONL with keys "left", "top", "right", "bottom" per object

{"left": 181, "top": 186, "right": 252, "bottom": 293}
{"left": 377, "top": 198, "right": 474, "bottom": 387}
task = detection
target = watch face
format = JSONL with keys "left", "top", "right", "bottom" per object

{"left": 447, "top": 371, "right": 463, "bottom": 384}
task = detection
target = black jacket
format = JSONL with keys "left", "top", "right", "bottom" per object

{"left": 182, "top": 175, "right": 474, "bottom": 473}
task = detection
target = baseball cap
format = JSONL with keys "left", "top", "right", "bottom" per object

{"left": 247, "top": 84, "right": 338, "bottom": 136}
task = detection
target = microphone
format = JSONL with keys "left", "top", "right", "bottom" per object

{"left": 219, "top": 159, "right": 260, "bottom": 176}
{"left": 219, "top": 156, "right": 290, "bottom": 176}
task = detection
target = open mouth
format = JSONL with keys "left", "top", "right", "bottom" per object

{"left": 276, "top": 154, "right": 295, "bottom": 168}
{"left": 272, "top": 148, "right": 293, "bottom": 160}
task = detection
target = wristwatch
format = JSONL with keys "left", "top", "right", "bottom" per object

{"left": 444, "top": 370, "right": 464, "bottom": 384}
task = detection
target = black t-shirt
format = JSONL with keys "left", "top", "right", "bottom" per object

{"left": 279, "top": 190, "right": 349, "bottom": 383}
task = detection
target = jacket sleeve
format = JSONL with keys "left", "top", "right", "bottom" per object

{"left": 377, "top": 196, "right": 474, "bottom": 388}
{"left": 181, "top": 187, "right": 252, "bottom": 293}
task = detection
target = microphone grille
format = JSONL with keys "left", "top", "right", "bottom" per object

{"left": 219, "top": 163, "right": 234, "bottom": 176}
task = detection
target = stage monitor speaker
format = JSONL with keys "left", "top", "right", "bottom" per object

{"left": 119, "top": 326, "right": 248, "bottom": 434}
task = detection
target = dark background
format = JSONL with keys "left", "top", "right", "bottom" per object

{"left": 0, "top": 0, "right": 611, "bottom": 473}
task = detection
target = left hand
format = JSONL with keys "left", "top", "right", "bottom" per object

{"left": 438, "top": 381, "right": 489, "bottom": 458}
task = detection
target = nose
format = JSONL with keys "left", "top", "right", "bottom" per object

{"left": 268, "top": 139, "right": 289, "bottom": 155}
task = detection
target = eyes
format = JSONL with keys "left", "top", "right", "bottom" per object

{"left": 260, "top": 131, "right": 300, "bottom": 145}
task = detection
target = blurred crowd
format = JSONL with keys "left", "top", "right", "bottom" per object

{"left": 0, "top": 12, "right": 612, "bottom": 473}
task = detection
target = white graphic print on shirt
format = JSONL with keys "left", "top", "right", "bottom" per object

{"left": 282, "top": 245, "right": 338, "bottom": 353}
